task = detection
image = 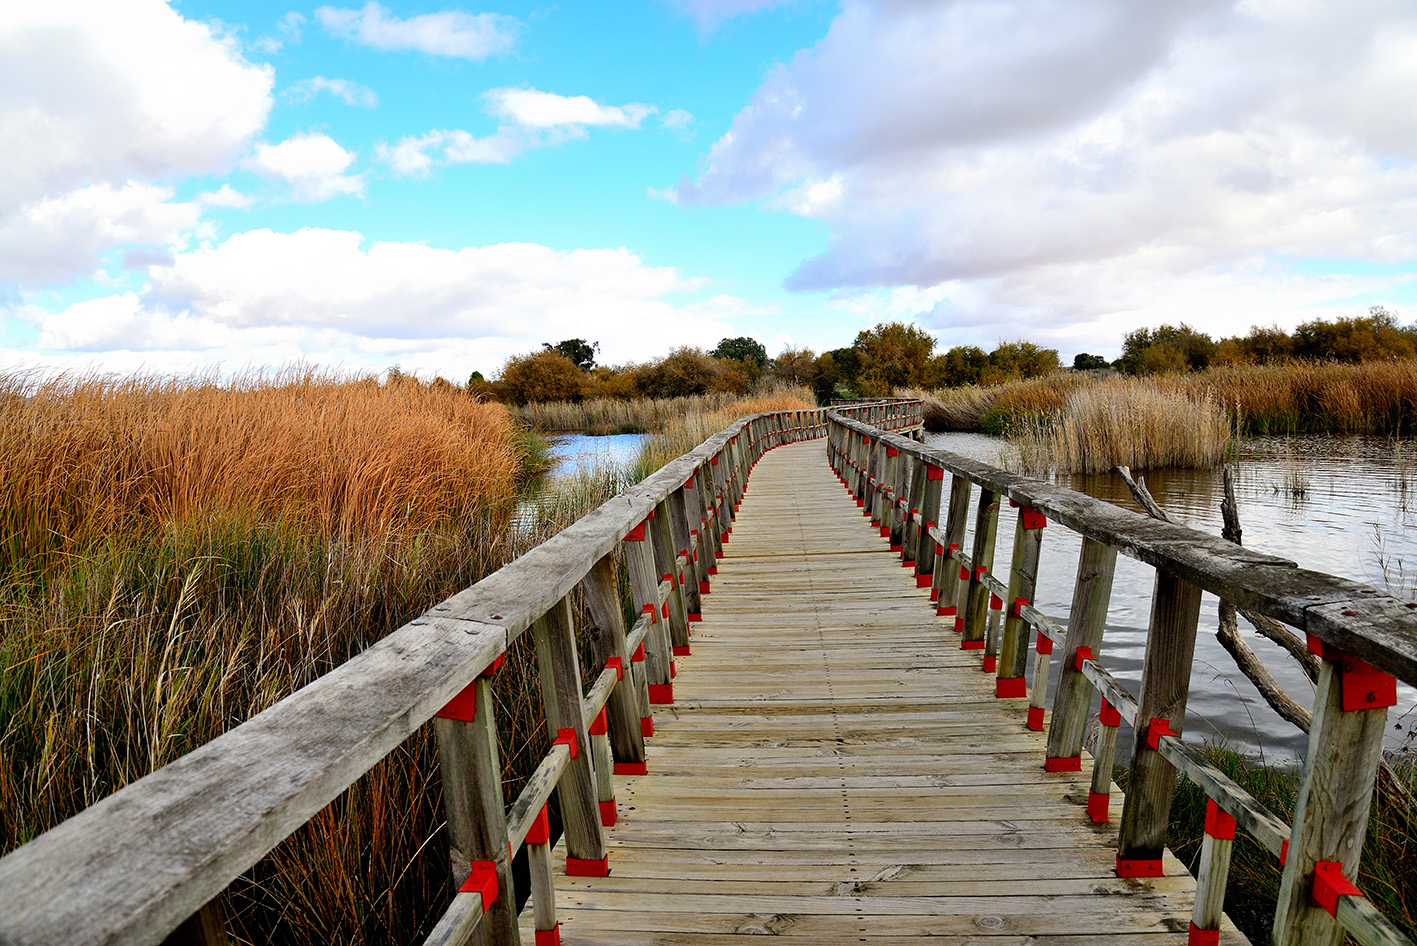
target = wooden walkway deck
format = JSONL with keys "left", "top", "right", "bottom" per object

{"left": 529, "top": 440, "right": 1248, "bottom": 945}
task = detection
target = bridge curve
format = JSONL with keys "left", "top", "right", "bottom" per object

{"left": 535, "top": 438, "right": 1239, "bottom": 943}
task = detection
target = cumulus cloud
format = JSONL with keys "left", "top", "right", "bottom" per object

{"left": 10, "top": 228, "right": 748, "bottom": 374}
{"left": 0, "top": 1, "right": 272, "bottom": 289}
{"left": 285, "top": 76, "right": 379, "bottom": 108}
{"left": 672, "top": 0, "right": 1417, "bottom": 346}
{"left": 378, "top": 88, "right": 663, "bottom": 175}
{"left": 248, "top": 133, "right": 365, "bottom": 201}
{"left": 316, "top": 2, "right": 520, "bottom": 59}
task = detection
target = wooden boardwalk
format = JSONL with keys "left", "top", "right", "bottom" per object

{"left": 530, "top": 440, "right": 1248, "bottom": 944}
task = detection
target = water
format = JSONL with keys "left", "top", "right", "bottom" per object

{"left": 926, "top": 431, "right": 1417, "bottom": 763}
{"left": 546, "top": 433, "right": 645, "bottom": 472}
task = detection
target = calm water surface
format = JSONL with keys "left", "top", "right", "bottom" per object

{"left": 927, "top": 431, "right": 1417, "bottom": 762}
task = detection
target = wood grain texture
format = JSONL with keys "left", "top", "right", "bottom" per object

{"left": 521, "top": 439, "right": 1248, "bottom": 945}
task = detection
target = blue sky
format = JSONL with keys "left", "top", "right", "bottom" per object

{"left": 4, "top": 1, "right": 1417, "bottom": 379}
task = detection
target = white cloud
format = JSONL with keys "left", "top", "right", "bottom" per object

{"left": 286, "top": 76, "right": 379, "bottom": 108}
{"left": 316, "top": 2, "right": 520, "bottom": 59}
{"left": 0, "top": 182, "right": 199, "bottom": 287}
{"left": 248, "top": 133, "right": 364, "bottom": 201}
{"left": 671, "top": 0, "right": 792, "bottom": 31}
{"left": 378, "top": 88, "right": 664, "bottom": 176}
{"left": 198, "top": 184, "right": 255, "bottom": 210}
{"left": 673, "top": 0, "right": 1417, "bottom": 339}
{"left": 661, "top": 108, "right": 694, "bottom": 134}
{"left": 9, "top": 228, "right": 749, "bottom": 374}
{"left": 485, "top": 88, "right": 655, "bottom": 129}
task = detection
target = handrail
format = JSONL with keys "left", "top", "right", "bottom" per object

{"left": 0, "top": 400, "right": 923, "bottom": 946}
{"left": 826, "top": 409, "right": 1416, "bottom": 946}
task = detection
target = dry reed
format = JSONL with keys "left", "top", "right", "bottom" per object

{"left": 511, "top": 391, "right": 773, "bottom": 435}
{"left": 632, "top": 385, "right": 818, "bottom": 474}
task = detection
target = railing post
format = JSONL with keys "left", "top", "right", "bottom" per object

{"left": 670, "top": 479, "right": 703, "bottom": 623}
{"left": 580, "top": 554, "right": 646, "bottom": 770}
{"left": 651, "top": 497, "right": 690, "bottom": 659}
{"left": 1191, "top": 800, "right": 1236, "bottom": 946}
{"left": 933, "top": 474, "right": 971, "bottom": 615}
{"left": 1271, "top": 634, "right": 1392, "bottom": 946}
{"left": 624, "top": 516, "right": 674, "bottom": 705}
{"left": 888, "top": 443, "right": 910, "bottom": 554}
{"left": 1116, "top": 570, "right": 1203, "bottom": 877}
{"left": 1044, "top": 537, "right": 1117, "bottom": 769}
{"left": 911, "top": 462, "right": 944, "bottom": 589}
{"left": 693, "top": 459, "right": 722, "bottom": 579}
{"left": 532, "top": 597, "right": 607, "bottom": 875}
{"left": 434, "top": 670, "right": 521, "bottom": 945}
{"left": 996, "top": 502, "right": 1044, "bottom": 700}
{"left": 959, "top": 489, "right": 1001, "bottom": 649}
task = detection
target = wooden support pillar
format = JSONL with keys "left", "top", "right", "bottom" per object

{"left": 1116, "top": 570, "right": 1203, "bottom": 876}
{"left": 650, "top": 499, "right": 690, "bottom": 653}
{"left": 911, "top": 462, "right": 944, "bottom": 587}
{"left": 533, "top": 598, "right": 607, "bottom": 874}
{"left": 623, "top": 518, "right": 673, "bottom": 701}
{"left": 960, "top": 489, "right": 1000, "bottom": 648}
{"left": 434, "top": 673, "right": 520, "bottom": 945}
{"left": 580, "top": 554, "right": 646, "bottom": 769}
{"left": 670, "top": 482, "right": 703, "bottom": 621}
{"left": 1192, "top": 801, "right": 1235, "bottom": 945}
{"left": 888, "top": 444, "right": 910, "bottom": 554}
{"left": 1045, "top": 538, "right": 1117, "bottom": 768}
{"left": 1272, "top": 638, "right": 1391, "bottom": 946}
{"left": 996, "top": 503, "right": 1044, "bottom": 698}
{"left": 933, "top": 474, "right": 971, "bottom": 614}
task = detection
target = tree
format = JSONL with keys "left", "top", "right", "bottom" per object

{"left": 542, "top": 338, "right": 599, "bottom": 370}
{"left": 931, "top": 346, "right": 988, "bottom": 386}
{"left": 986, "top": 340, "right": 1060, "bottom": 381}
{"left": 499, "top": 350, "right": 586, "bottom": 404}
{"left": 1293, "top": 307, "right": 1416, "bottom": 362}
{"left": 852, "top": 322, "right": 936, "bottom": 394}
{"left": 636, "top": 347, "right": 718, "bottom": 397}
{"left": 1072, "top": 353, "right": 1109, "bottom": 371}
{"left": 712, "top": 336, "right": 768, "bottom": 366}
{"left": 1116, "top": 323, "right": 1216, "bottom": 374}
{"left": 771, "top": 346, "right": 816, "bottom": 386}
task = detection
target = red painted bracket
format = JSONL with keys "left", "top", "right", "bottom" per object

{"left": 526, "top": 803, "right": 550, "bottom": 845}
{"left": 641, "top": 603, "right": 656, "bottom": 624}
{"left": 930, "top": 589, "right": 940, "bottom": 602}
{"left": 673, "top": 644, "right": 693, "bottom": 656}
{"left": 435, "top": 682, "right": 478, "bottom": 722}
{"left": 936, "top": 604, "right": 956, "bottom": 616}
{"left": 699, "top": 580, "right": 711, "bottom": 595}
{"left": 1026, "top": 706, "right": 1044, "bottom": 731}
{"left": 959, "top": 565, "right": 970, "bottom": 581}
{"left": 535, "top": 923, "right": 562, "bottom": 946}
{"left": 624, "top": 521, "right": 646, "bottom": 542}
{"left": 916, "top": 574, "right": 933, "bottom": 588}
{"left": 1146, "top": 718, "right": 1177, "bottom": 751}
{"left": 926, "top": 464, "right": 944, "bottom": 480}
{"left": 890, "top": 544, "right": 903, "bottom": 552}
{"left": 1035, "top": 632, "right": 1053, "bottom": 656}
{"left": 708, "top": 566, "right": 719, "bottom": 575}
{"left": 975, "top": 565, "right": 987, "bottom": 579}
{"left": 460, "top": 861, "right": 499, "bottom": 911}
{"left": 479, "top": 654, "right": 506, "bottom": 679}
{"left": 982, "top": 655, "right": 997, "bottom": 673}
{"left": 1088, "top": 790, "right": 1110, "bottom": 823}
{"left": 599, "top": 799, "right": 618, "bottom": 827}
{"left": 640, "top": 716, "right": 654, "bottom": 736}
{"left": 1311, "top": 861, "right": 1362, "bottom": 917}
{"left": 1116, "top": 857, "right": 1163, "bottom": 878}
{"left": 880, "top": 526, "right": 891, "bottom": 537}
{"left": 1204, "top": 799, "right": 1236, "bottom": 840}
{"left": 605, "top": 656, "right": 624, "bottom": 680}
{"left": 566, "top": 856, "right": 610, "bottom": 878}
{"left": 1012, "top": 596, "right": 1030, "bottom": 618}
{"left": 669, "top": 660, "right": 676, "bottom": 678}
{"left": 1187, "top": 922, "right": 1220, "bottom": 946}
{"left": 648, "top": 683, "right": 674, "bottom": 704}
{"left": 935, "top": 542, "right": 945, "bottom": 556}
{"left": 961, "top": 639, "right": 985, "bottom": 651}
{"left": 589, "top": 708, "right": 608, "bottom": 736}
{"left": 996, "top": 676, "right": 1026, "bottom": 699}
{"left": 615, "top": 761, "right": 647, "bottom": 776}
{"left": 1045, "top": 756, "right": 1081, "bottom": 772}
{"left": 953, "top": 615, "right": 965, "bottom": 633}
{"left": 631, "top": 642, "right": 646, "bottom": 662}
{"left": 1305, "top": 634, "right": 1397, "bottom": 710}
{"left": 685, "top": 475, "right": 695, "bottom": 489}
{"left": 1100, "top": 698, "right": 1122, "bottom": 727}
{"left": 554, "top": 728, "right": 579, "bottom": 759}
{"left": 1020, "top": 508, "right": 1047, "bottom": 530}
{"left": 886, "top": 446, "right": 899, "bottom": 457}
{"left": 661, "top": 602, "right": 669, "bottom": 620}
{"left": 1073, "top": 646, "right": 1094, "bottom": 671}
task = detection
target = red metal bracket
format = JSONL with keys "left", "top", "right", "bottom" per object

{"left": 886, "top": 446, "right": 899, "bottom": 457}
{"left": 554, "top": 728, "right": 579, "bottom": 759}
{"left": 1088, "top": 790, "right": 1109, "bottom": 823}
{"left": 435, "top": 682, "right": 478, "bottom": 722}
{"left": 1204, "top": 799, "right": 1236, "bottom": 840}
{"left": 632, "top": 642, "right": 646, "bottom": 662}
{"left": 1045, "top": 756, "right": 1081, "bottom": 772}
{"left": 1116, "top": 857, "right": 1162, "bottom": 878}
{"left": 1073, "top": 646, "right": 1094, "bottom": 671}
{"left": 460, "top": 861, "right": 499, "bottom": 911}
{"left": 996, "top": 677, "right": 1026, "bottom": 698}
{"left": 1188, "top": 922, "right": 1219, "bottom": 946}
{"left": 565, "top": 856, "right": 610, "bottom": 877}
{"left": 1305, "top": 634, "right": 1397, "bottom": 710}
{"left": 673, "top": 645, "right": 692, "bottom": 657}
{"left": 685, "top": 475, "right": 695, "bottom": 489}
{"left": 1311, "top": 861, "right": 1362, "bottom": 917}
{"left": 615, "top": 761, "right": 647, "bottom": 776}
{"left": 1035, "top": 632, "right": 1053, "bottom": 655}
{"left": 916, "top": 574, "right": 932, "bottom": 588}
{"left": 954, "top": 615, "right": 965, "bottom": 633}
{"left": 599, "top": 800, "right": 618, "bottom": 827}
{"left": 479, "top": 654, "right": 505, "bottom": 679}
{"left": 526, "top": 803, "right": 550, "bottom": 845}
{"left": 982, "top": 655, "right": 997, "bottom": 672}
{"left": 975, "top": 565, "right": 987, "bottom": 579}
{"left": 623, "top": 521, "right": 646, "bottom": 542}
{"left": 1100, "top": 698, "right": 1122, "bottom": 727}
{"left": 926, "top": 464, "right": 944, "bottom": 480}
{"left": 535, "top": 923, "right": 562, "bottom": 946}
{"left": 1146, "top": 718, "right": 1177, "bottom": 750}
{"left": 937, "top": 604, "right": 956, "bottom": 616}
{"left": 605, "top": 656, "right": 624, "bottom": 680}
{"left": 1026, "top": 706, "right": 1044, "bottom": 731}
{"left": 640, "top": 716, "right": 654, "bottom": 736}
{"left": 1020, "top": 508, "right": 1047, "bottom": 530}
{"left": 589, "top": 708, "right": 608, "bottom": 736}
{"left": 959, "top": 565, "right": 970, "bottom": 581}
{"left": 699, "top": 580, "right": 711, "bottom": 595}
{"left": 648, "top": 683, "right": 674, "bottom": 704}
{"left": 961, "top": 639, "right": 985, "bottom": 651}
{"left": 1012, "top": 596, "right": 1029, "bottom": 618}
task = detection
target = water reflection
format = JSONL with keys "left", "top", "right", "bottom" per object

{"left": 926, "top": 431, "right": 1417, "bottom": 762}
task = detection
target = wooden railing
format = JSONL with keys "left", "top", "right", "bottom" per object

{"left": 828, "top": 410, "right": 1417, "bottom": 946}
{"left": 0, "top": 400, "right": 922, "bottom": 946}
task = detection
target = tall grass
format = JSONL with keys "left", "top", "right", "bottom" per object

{"left": 1136, "top": 743, "right": 1417, "bottom": 945}
{"left": 1010, "top": 378, "right": 1234, "bottom": 474}
{"left": 0, "top": 369, "right": 540, "bottom": 944}
{"left": 632, "top": 385, "right": 818, "bottom": 474}
{"left": 511, "top": 391, "right": 785, "bottom": 435}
